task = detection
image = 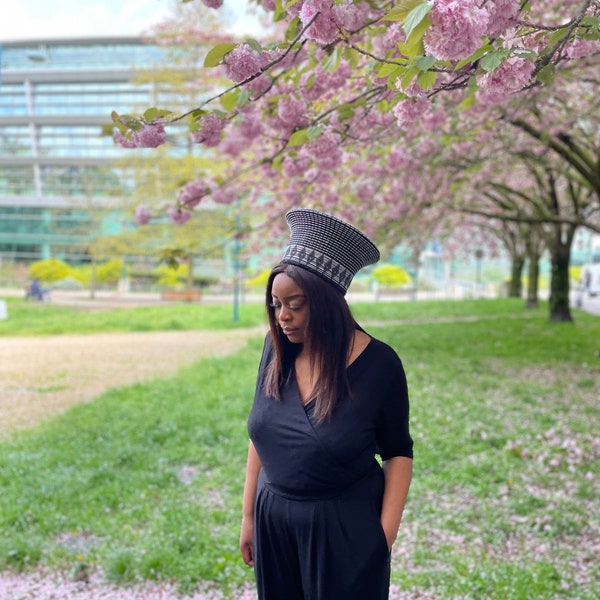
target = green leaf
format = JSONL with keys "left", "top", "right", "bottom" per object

{"left": 383, "top": 7, "right": 407, "bottom": 22}
{"left": 245, "top": 38, "right": 262, "bottom": 53}
{"left": 454, "top": 44, "right": 493, "bottom": 70}
{"left": 536, "top": 63, "right": 555, "bottom": 86}
{"left": 480, "top": 49, "right": 510, "bottom": 73}
{"left": 383, "top": 0, "right": 424, "bottom": 22}
{"left": 546, "top": 27, "right": 570, "bottom": 48}
{"left": 398, "top": 66, "right": 419, "bottom": 91}
{"left": 344, "top": 47, "right": 360, "bottom": 68}
{"left": 337, "top": 104, "right": 356, "bottom": 121}
{"left": 399, "top": 16, "right": 429, "bottom": 57}
{"left": 288, "top": 129, "right": 309, "bottom": 147}
{"left": 417, "top": 70, "right": 437, "bottom": 90}
{"left": 414, "top": 55, "right": 436, "bottom": 72}
{"left": 377, "top": 63, "right": 405, "bottom": 78}
{"left": 322, "top": 47, "right": 340, "bottom": 73}
{"left": 142, "top": 107, "right": 173, "bottom": 122}
{"left": 237, "top": 89, "right": 250, "bottom": 106}
{"left": 457, "top": 93, "right": 476, "bottom": 111}
{"left": 204, "top": 43, "right": 237, "bottom": 68}
{"left": 404, "top": 2, "right": 433, "bottom": 40}
{"left": 272, "top": 155, "right": 284, "bottom": 170}
{"left": 306, "top": 125, "right": 323, "bottom": 141}
{"left": 285, "top": 17, "right": 301, "bottom": 41}
{"left": 376, "top": 100, "right": 389, "bottom": 113}
{"left": 221, "top": 90, "right": 239, "bottom": 111}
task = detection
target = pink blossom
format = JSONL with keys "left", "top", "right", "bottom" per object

{"left": 356, "top": 182, "right": 375, "bottom": 201}
{"left": 333, "top": 0, "right": 370, "bottom": 31}
{"left": 372, "top": 22, "right": 405, "bottom": 55}
{"left": 477, "top": 56, "right": 535, "bottom": 96}
{"left": 224, "top": 44, "right": 262, "bottom": 83}
{"left": 277, "top": 97, "right": 309, "bottom": 128}
{"left": 422, "top": 106, "right": 447, "bottom": 133}
{"left": 302, "top": 130, "right": 342, "bottom": 170}
{"left": 260, "top": 47, "right": 285, "bottom": 69}
{"left": 132, "top": 123, "right": 167, "bottom": 148}
{"left": 486, "top": 0, "right": 520, "bottom": 37}
{"left": 220, "top": 131, "right": 244, "bottom": 156}
{"left": 282, "top": 154, "right": 312, "bottom": 178}
{"left": 167, "top": 205, "right": 192, "bottom": 225}
{"left": 262, "top": 0, "right": 276, "bottom": 11}
{"left": 301, "top": 67, "right": 330, "bottom": 101}
{"left": 134, "top": 204, "right": 153, "bottom": 226}
{"left": 424, "top": 0, "right": 489, "bottom": 61}
{"left": 321, "top": 191, "right": 338, "bottom": 210}
{"left": 113, "top": 129, "right": 137, "bottom": 148}
{"left": 237, "top": 113, "right": 264, "bottom": 140}
{"left": 299, "top": 2, "right": 340, "bottom": 45}
{"left": 201, "top": 0, "right": 224, "bottom": 8}
{"left": 564, "top": 39, "right": 600, "bottom": 59}
{"left": 393, "top": 96, "right": 431, "bottom": 129}
{"left": 178, "top": 179, "right": 210, "bottom": 208}
{"left": 211, "top": 187, "right": 237, "bottom": 205}
{"left": 192, "top": 112, "right": 226, "bottom": 147}
{"left": 328, "top": 62, "right": 352, "bottom": 89}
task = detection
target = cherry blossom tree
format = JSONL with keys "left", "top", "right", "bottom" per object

{"left": 111, "top": 0, "right": 600, "bottom": 319}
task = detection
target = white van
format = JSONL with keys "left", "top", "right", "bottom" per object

{"left": 582, "top": 264, "right": 600, "bottom": 296}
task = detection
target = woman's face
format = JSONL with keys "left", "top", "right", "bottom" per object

{"left": 270, "top": 273, "right": 309, "bottom": 345}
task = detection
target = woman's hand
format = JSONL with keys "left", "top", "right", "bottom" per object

{"left": 380, "top": 456, "right": 413, "bottom": 551}
{"left": 240, "top": 515, "right": 254, "bottom": 567}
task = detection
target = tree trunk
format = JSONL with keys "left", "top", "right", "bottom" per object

{"left": 508, "top": 255, "right": 524, "bottom": 297}
{"left": 548, "top": 231, "right": 573, "bottom": 322}
{"left": 90, "top": 255, "right": 97, "bottom": 300}
{"left": 525, "top": 228, "right": 542, "bottom": 309}
{"left": 525, "top": 255, "right": 540, "bottom": 309}
{"left": 187, "top": 255, "right": 194, "bottom": 291}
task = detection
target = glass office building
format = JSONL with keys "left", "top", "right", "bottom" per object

{"left": 0, "top": 37, "right": 183, "bottom": 263}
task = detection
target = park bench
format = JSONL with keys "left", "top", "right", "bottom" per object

{"left": 160, "top": 289, "right": 202, "bottom": 302}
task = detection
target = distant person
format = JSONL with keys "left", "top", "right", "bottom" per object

{"left": 240, "top": 208, "right": 413, "bottom": 599}
{"left": 27, "top": 278, "right": 47, "bottom": 301}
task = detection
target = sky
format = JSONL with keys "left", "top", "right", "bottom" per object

{"left": 0, "top": 0, "right": 263, "bottom": 42}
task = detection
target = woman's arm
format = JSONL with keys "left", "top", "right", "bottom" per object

{"left": 240, "top": 441, "right": 262, "bottom": 567}
{"left": 380, "top": 456, "right": 413, "bottom": 550}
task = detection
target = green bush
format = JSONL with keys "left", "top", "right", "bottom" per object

{"left": 372, "top": 264, "right": 412, "bottom": 288}
{"left": 245, "top": 268, "right": 271, "bottom": 290}
{"left": 96, "top": 260, "right": 125, "bottom": 284}
{"left": 28, "top": 258, "right": 73, "bottom": 283}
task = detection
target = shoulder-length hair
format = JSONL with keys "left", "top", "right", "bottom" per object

{"left": 264, "top": 263, "right": 357, "bottom": 422}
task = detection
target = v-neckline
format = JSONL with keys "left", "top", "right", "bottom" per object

{"left": 293, "top": 338, "right": 373, "bottom": 408}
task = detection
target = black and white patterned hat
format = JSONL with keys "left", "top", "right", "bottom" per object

{"left": 281, "top": 208, "right": 380, "bottom": 294}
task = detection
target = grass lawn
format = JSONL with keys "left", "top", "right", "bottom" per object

{"left": 0, "top": 298, "right": 598, "bottom": 599}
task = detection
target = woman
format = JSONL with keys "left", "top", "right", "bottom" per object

{"left": 240, "top": 208, "right": 413, "bottom": 599}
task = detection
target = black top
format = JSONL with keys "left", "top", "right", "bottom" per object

{"left": 248, "top": 334, "right": 413, "bottom": 499}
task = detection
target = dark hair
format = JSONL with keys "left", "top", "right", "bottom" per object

{"left": 264, "top": 263, "right": 357, "bottom": 422}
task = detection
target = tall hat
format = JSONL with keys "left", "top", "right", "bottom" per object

{"left": 281, "top": 208, "right": 380, "bottom": 294}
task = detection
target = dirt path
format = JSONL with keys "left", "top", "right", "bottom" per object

{"left": 1, "top": 327, "right": 265, "bottom": 435}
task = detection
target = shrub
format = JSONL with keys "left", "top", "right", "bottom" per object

{"left": 372, "top": 264, "right": 412, "bottom": 288}
{"left": 28, "top": 259, "right": 73, "bottom": 283}
{"left": 97, "top": 260, "right": 125, "bottom": 284}
{"left": 245, "top": 268, "right": 271, "bottom": 290}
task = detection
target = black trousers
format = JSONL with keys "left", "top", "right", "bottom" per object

{"left": 253, "top": 466, "right": 391, "bottom": 600}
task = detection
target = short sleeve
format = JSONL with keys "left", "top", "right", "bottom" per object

{"left": 374, "top": 351, "right": 413, "bottom": 461}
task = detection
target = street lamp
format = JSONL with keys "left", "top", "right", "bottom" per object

{"left": 474, "top": 248, "right": 484, "bottom": 297}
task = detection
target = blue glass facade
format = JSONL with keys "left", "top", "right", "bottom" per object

{"left": 0, "top": 37, "right": 179, "bottom": 261}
